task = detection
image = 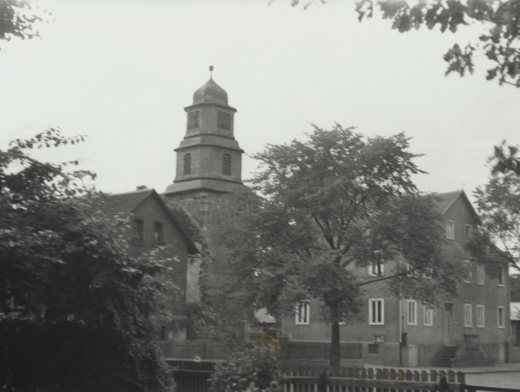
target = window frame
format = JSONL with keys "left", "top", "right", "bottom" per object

{"left": 184, "top": 153, "right": 192, "bottom": 175}
{"left": 423, "top": 304, "right": 433, "bottom": 326}
{"left": 445, "top": 220, "right": 455, "bottom": 240}
{"left": 497, "top": 266, "right": 505, "bottom": 286}
{"left": 133, "top": 219, "right": 144, "bottom": 245}
{"left": 477, "top": 263, "right": 485, "bottom": 285}
{"left": 407, "top": 300, "right": 417, "bottom": 326}
{"left": 153, "top": 222, "right": 164, "bottom": 246}
{"left": 464, "top": 260, "right": 473, "bottom": 284}
{"left": 465, "top": 224, "right": 473, "bottom": 242}
{"left": 497, "top": 306, "right": 505, "bottom": 328}
{"left": 295, "top": 301, "right": 310, "bottom": 326}
{"left": 222, "top": 154, "right": 232, "bottom": 176}
{"left": 476, "top": 305, "right": 485, "bottom": 328}
{"left": 464, "top": 303, "right": 472, "bottom": 327}
{"left": 368, "top": 299, "right": 384, "bottom": 325}
{"left": 368, "top": 261, "right": 384, "bottom": 277}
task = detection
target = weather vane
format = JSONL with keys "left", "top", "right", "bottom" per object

{"left": 210, "top": 65, "right": 213, "bottom": 79}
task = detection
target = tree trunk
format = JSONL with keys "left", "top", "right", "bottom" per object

{"left": 330, "top": 320, "right": 340, "bottom": 368}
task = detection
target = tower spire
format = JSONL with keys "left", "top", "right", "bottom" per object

{"left": 209, "top": 65, "right": 213, "bottom": 79}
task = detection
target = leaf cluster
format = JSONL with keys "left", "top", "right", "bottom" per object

{"left": 356, "top": 0, "right": 520, "bottom": 87}
{"left": 0, "top": 0, "right": 51, "bottom": 42}
{"left": 208, "top": 344, "right": 282, "bottom": 392}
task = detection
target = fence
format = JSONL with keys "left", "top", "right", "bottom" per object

{"left": 167, "top": 361, "right": 520, "bottom": 392}
{"left": 282, "top": 367, "right": 464, "bottom": 392}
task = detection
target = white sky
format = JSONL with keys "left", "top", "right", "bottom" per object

{"left": 1, "top": 0, "right": 519, "bottom": 202}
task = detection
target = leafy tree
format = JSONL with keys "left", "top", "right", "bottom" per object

{"left": 210, "top": 125, "right": 463, "bottom": 368}
{"left": 0, "top": 0, "right": 50, "bottom": 42}
{"left": 491, "top": 141, "right": 520, "bottom": 175}
{"left": 473, "top": 168, "right": 520, "bottom": 272}
{"left": 0, "top": 129, "right": 175, "bottom": 392}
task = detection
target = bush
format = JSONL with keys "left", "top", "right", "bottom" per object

{"left": 209, "top": 344, "right": 282, "bottom": 392}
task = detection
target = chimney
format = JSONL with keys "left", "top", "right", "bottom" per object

{"left": 136, "top": 186, "right": 147, "bottom": 190}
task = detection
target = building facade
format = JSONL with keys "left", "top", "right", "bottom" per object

{"left": 280, "top": 190, "right": 511, "bottom": 367}
{"left": 95, "top": 188, "right": 199, "bottom": 342}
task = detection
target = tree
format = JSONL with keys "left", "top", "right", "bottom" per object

{"left": 0, "top": 0, "right": 49, "bottom": 42}
{"left": 473, "top": 168, "right": 520, "bottom": 271}
{"left": 0, "top": 129, "right": 175, "bottom": 392}
{"left": 491, "top": 141, "right": 520, "bottom": 175}
{"left": 210, "top": 125, "right": 463, "bottom": 368}
{"left": 355, "top": 0, "right": 520, "bottom": 87}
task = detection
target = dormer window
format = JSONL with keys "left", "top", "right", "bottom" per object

{"left": 184, "top": 154, "right": 192, "bottom": 175}
{"left": 465, "top": 224, "right": 473, "bottom": 241}
{"left": 223, "top": 154, "right": 231, "bottom": 175}
{"left": 445, "top": 220, "right": 455, "bottom": 240}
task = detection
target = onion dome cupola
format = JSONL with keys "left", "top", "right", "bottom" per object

{"left": 165, "top": 67, "right": 246, "bottom": 197}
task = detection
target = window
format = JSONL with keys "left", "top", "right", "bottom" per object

{"left": 407, "top": 300, "right": 417, "bottom": 325}
{"left": 368, "top": 343, "right": 379, "bottom": 355}
{"left": 465, "top": 224, "right": 473, "bottom": 241}
{"left": 445, "top": 220, "right": 455, "bottom": 240}
{"left": 423, "top": 304, "right": 433, "bottom": 326}
{"left": 222, "top": 154, "right": 231, "bottom": 176}
{"left": 498, "top": 307, "right": 505, "bottom": 328}
{"left": 477, "top": 264, "right": 485, "bottom": 285}
{"left": 464, "top": 304, "right": 472, "bottom": 327}
{"left": 217, "top": 111, "right": 231, "bottom": 130}
{"left": 497, "top": 266, "right": 504, "bottom": 286}
{"left": 133, "top": 219, "right": 144, "bottom": 245}
{"left": 369, "top": 299, "right": 384, "bottom": 325}
{"left": 184, "top": 154, "right": 192, "bottom": 175}
{"left": 187, "top": 110, "right": 200, "bottom": 129}
{"left": 295, "top": 301, "right": 310, "bottom": 325}
{"left": 464, "top": 260, "right": 473, "bottom": 284}
{"left": 476, "top": 305, "right": 485, "bottom": 328}
{"left": 153, "top": 222, "right": 164, "bottom": 246}
{"left": 368, "top": 261, "right": 384, "bottom": 276}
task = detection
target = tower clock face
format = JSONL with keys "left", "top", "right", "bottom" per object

{"left": 187, "top": 111, "right": 200, "bottom": 130}
{"left": 217, "top": 111, "right": 231, "bottom": 130}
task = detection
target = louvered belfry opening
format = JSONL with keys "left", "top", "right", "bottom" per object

{"left": 222, "top": 154, "right": 231, "bottom": 175}
{"left": 184, "top": 154, "right": 192, "bottom": 175}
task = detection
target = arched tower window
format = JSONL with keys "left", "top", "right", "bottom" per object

{"left": 184, "top": 154, "right": 192, "bottom": 175}
{"left": 222, "top": 154, "right": 231, "bottom": 176}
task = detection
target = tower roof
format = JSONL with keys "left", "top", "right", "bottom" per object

{"left": 193, "top": 78, "right": 229, "bottom": 106}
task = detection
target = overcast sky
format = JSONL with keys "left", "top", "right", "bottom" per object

{"left": 1, "top": 0, "right": 519, "bottom": 202}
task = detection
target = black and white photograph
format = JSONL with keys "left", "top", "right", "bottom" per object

{"left": 1, "top": 1, "right": 520, "bottom": 391}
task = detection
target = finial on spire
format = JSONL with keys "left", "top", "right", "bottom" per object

{"left": 209, "top": 65, "right": 214, "bottom": 79}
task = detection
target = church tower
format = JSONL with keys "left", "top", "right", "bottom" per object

{"left": 164, "top": 70, "right": 246, "bottom": 200}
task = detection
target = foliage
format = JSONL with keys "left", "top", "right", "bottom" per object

{"left": 0, "top": 129, "right": 175, "bottom": 392}
{"left": 208, "top": 344, "right": 282, "bottom": 392}
{"left": 210, "top": 124, "right": 462, "bottom": 367}
{"left": 0, "top": 0, "right": 50, "bottom": 42}
{"left": 356, "top": 0, "right": 520, "bottom": 87}
{"left": 473, "top": 168, "right": 520, "bottom": 271}
{"left": 491, "top": 141, "right": 520, "bottom": 175}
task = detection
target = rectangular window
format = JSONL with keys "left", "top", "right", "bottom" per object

{"left": 368, "top": 261, "right": 384, "bottom": 277}
{"left": 133, "top": 219, "right": 144, "bottom": 245}
{"left": 369, "top": 299, "right": 384, "bottom": 325}
{"left": 368, "top": 343, "right": 379, "bottom": 355}
{"left": 477, "top": 264, "right": 485, "bottom": 285}
{"left": 184, "top": 154, "right": 192, "bottom": 175}
{"left": 153, "top": 222, "right": 164, "bottom": 246}
{"left": 407, "top": 300, "right": 417, "bottom": 325}
{"left": 423, "top": 304, "right": 433, "bottom": 326}
{"left": 464, "top": 304, "right": 472, "bottom": 327}
{"left": 445, "top": 220, "right": 455, "bottom": 240}
{"left": 222, "top": 154, "right": 232, "bottom": 176}
{"left": 465, "top": 224, "right": 473, "bottom": 241}
{"left": 295, "top": 301, "right": 310, "bottom": 325}
{"left": 476, "top": 305, "right": 485, "bottom": 328}
{"left": 464, "top": 260, "right": 473, "bottom": 284}
{"left": 498, "top": 307, "right": 505, "bottom": 328}
{"left": 497, "top": 266, "right": 504, "bottom": 286}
